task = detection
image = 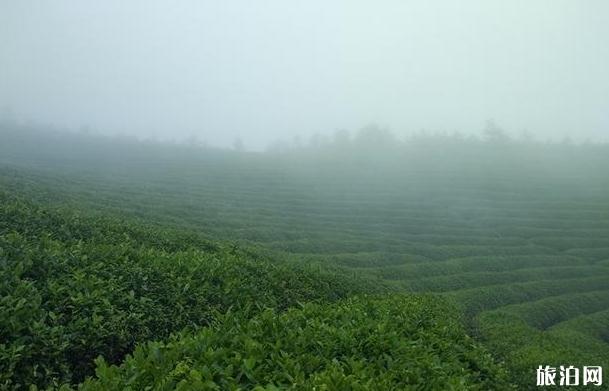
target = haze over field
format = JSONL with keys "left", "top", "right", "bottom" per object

{"left": 3, "top": 3, "right": 609, "bottom": 388}
{"left": 1, "top": 1, "right": 609, "bottom": 149}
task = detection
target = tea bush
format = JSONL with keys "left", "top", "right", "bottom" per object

{"left": 81, "top": 295, "right": 512, "bottom": 390}
{"left": 0, "top": 195, "right": 381, "bottom": 388}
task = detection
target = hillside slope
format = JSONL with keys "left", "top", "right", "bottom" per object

{"left": 2, "top": 126, "right": 609, "bottom": 388}
{"left": 0, "top": 193, "right": 385, "bottom": 388}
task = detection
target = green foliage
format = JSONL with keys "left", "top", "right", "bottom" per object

{"left": 550, "top": 309, "right": 609, "bottom": 345}
{"left": 472, "top": 290, "right": 609, "bottom": 389}
{"left": 499, "top": 290, "right": 609, "bottom": 330}
{"left": 476, "top": 311, "right": 609, "bottom": 390}
{"left": 0, "top": 195, "right": 379, "bottom": 389}
{"left": 448, "top": 276, "right": 609, "bottom": 318}
{"left": 82, "top": 295, "right": 512, "bottom": 390}
{"left": 403, "top": 266, "right": 606, "bottom": 293}
{"left": 2, "top": 128, "right": 609, "bottom": 388}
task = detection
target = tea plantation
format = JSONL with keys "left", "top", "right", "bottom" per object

{"left": 1, "top": 125, "right": 609, "bottom": 389}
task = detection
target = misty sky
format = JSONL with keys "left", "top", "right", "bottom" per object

{"left": 1, "top": 1, "right": 608, "bottom": 149}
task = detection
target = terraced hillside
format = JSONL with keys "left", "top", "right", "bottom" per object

{"left": 1, "top": 124, "right": 609, "bottom": 388}
{"left": 0, "top": 190, "right": 511, "bottom": 390}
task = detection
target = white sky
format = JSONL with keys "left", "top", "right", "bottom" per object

{"left": 1, "top": 1, "right": 608, "bottom": 149}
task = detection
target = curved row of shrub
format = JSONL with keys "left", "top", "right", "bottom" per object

{"left": 495, "top": 290, "right": 609, "bottom": 330}
{"left": 0, "top": 195, "right": 383, "bottom": 389}
{"left": 402, "top": 266, "right": 605, "bottom": 292}
{"left": 549, "top": 309, "right": 609, "bottom": 346}
{"left": 80, "top": 295, "right": 512, "bottom": 390}
{"left": 374, "top": 255, "right": 588, "bottom": 281}
{"left": 475, "top": 311, "right": 609, "bottom": 390}
{"left": 3, "top": 133, "right": 609, "bottom": 389}
{"left": 447, "top": 275, "right": 609, "bottom": 317}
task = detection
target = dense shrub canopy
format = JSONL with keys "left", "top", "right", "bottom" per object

{"left": 0, "top": 195, "right": 382, "bottom": 388}
{"left": 2, "top": 128, "right": 609, "bottom": 389}
{"left": 82, "top": 295, "right": 511, "bottom": 390}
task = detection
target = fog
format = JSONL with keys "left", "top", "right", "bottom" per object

{"left": 1, "top": 1, "right": 608, "bottom": 150}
